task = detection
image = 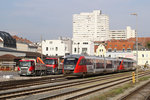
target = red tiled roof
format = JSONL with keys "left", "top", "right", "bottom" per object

{"left": 94, "top": 45, "right": 99, "bottom": 52}
{"left": 128, "top": 37, "right": 150, "bottom": 47}
{"left": 105, "top": 40, "right": 134, "bottom": 50}
{"left": 13, "top": 35, "right": 32, "bottom": 44}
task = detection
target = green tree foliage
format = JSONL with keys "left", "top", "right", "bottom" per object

{"left": 146, "top": 41, "right": 150, "bottom": 49}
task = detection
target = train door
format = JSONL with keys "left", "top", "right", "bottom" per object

{"left": 95, "top": 59, "right": 105, "bottom": 74}
{"left": 93, "top": 58, "right": 96, "bottom": 73}
{"left": 106, "top": 60, "right": 113, "bottom": 73}
{"left": 113, "top": 60, "right": 118, "bottom": 72}
{"left": 86, "top": 59, "right": 94, "bottom": 74}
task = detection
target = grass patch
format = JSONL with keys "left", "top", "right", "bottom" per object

{"left": 89, "top": 75, "right": 150, "bottom": 100}
{"left": 90, "top": 83, "right": 134, "bottom": 100}
{"left": 139, "top": 76, "right": 150, "bottom": 81}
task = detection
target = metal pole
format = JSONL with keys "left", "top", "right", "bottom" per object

{"left": 136, "top": 14, "right": 139, "bottom": 83}
{"left": 131, "top": 13, "right": 138, "bottom": 82}
{"left": 41, "top": 35, "right": 43, "bottom": 60}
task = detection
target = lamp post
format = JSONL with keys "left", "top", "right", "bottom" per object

{"left": 131, "top": 13, "right": 138, "bottom": 82}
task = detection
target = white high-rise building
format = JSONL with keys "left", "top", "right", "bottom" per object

{"left": 109, "top": 26, "right": 136, "bottom": 40}
{"left": 73, "top": 10, "right": 109, "bottom": 41}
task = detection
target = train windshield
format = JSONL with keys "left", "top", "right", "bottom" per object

{"left": 64, "top": 57, "right": 78, "bottom": 65}
{"left": 19, "top": 61, "right": 31, "bottom": 67}
{"left": 45, "top": 59, "right": 55, "bottom": 65}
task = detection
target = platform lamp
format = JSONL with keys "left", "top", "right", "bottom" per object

{"left": 131, "top": 13, "right": 138, "bottom": 82}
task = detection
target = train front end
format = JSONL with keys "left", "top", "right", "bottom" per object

{"left": 63, "top": 55, "right": 87, "bottom": 76}
{"left": 63, "top": 56, "right": 78, "bottom": 75}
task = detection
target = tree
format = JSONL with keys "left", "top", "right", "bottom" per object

{"left": 146, "top": 41, "right": 150, "bottom": 50}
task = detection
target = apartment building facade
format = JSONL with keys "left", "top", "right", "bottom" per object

{"left": 73, "top": 10, "right": 109, "bottom": 41}
{"left": 42, "top": 37, "right": 72, "bottom": 56}
{"left": 109, "top": 26, "right": 136, "bottom": 40}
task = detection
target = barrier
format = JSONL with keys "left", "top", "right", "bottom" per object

{"left": 0, "top": 62, "right": 16, "bottom": 71}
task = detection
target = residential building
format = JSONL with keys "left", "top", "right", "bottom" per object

{"left": 42, "top": 37, "right": 72, "bottom": 56}
{"left": 133, "top": 50, "right": 150, "bottom": 66}
{"left": 105, "top": 40, "right": 134, "bottom": 52}
{"left": 128, "top": 37, "right": 150, "bottom": 50}
{"left": 72, "top": 40, "right": 94, "bottom": 56}
{"left": 13, "top": 35, "right": 38, "bottom": 52}
{"left": 73, "top": 10, "right": 109, "bottom": 41}
{"left": 94, "top": 42, "right": 106, "bottom": 57}
{"left": 109, "top": 26, "right": 135, "bottom": 40}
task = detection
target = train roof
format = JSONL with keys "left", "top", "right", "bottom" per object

{"left": 65, "top": 54, "right": 82, "bottom": 59}
{"left": 65, "top": 55, "right": 135, "bottom": 62}
{"left": 46, "top": 58, "right": 58, "bottom": 60}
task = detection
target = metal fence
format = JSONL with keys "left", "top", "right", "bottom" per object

{"left": 0, "top": 61, "right": 16, "bottom": 71}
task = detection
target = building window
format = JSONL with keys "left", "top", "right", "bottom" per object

{"left": 56, "top": 47, "right": 58, "bottom": 51}
{"left": 142, "top": 54, "right": 144, "bottom": 57}
{"left": 123, "top": 48, "right": 125, "bottom": 52}
{"left": 83, "top": 42, "right": 88, "bottom": 44}
{"left": 46, "top": 47, "right": 48, "bottom": 51}
{"left": 114, "top": 48, "right": 116, "bottom": 52}
{"left": 115, "top": 45, "right": 117, "bottom": 47}
{"left": 49, "top": 41, "right": 53, "bottom": 44}
{"left": 123, "top": 44, "right": 125, "bottom": 47}
{"left": 82, "top": 48, "right": 87, "bottom": 53}
{"left": 127, "top": 48, "right": 131, "bottom": 52}
{"left": 100, "top": 49, "right": 101, "bottom": 52}
{"left": 74, "top": 48, "right": 76, "bottom": 53}
{"left": 108, "top": 48, "right": 112, "bottom": 52}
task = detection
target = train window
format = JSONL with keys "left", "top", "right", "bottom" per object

{"left": 79, "top": 59, "right": 86, "bottom": 65}
{"left": 86, "top": 59, "right": 93, "bottom": 65}
{"left": 64, "top": 58, "right": 78, "bottom": 65}
{"left": 128, "top": 62, "right": 132, "bottom": 67}
{"left": 96, "top": 59, "right": 104, "bottom": 69}
{"left": 106, "top": 60, "right": 112, "bottom": 68}
{"left": 123, "top": 61, "right": 128, "bottom": 67}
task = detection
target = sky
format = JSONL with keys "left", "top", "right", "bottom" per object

{"left": 0, "top": 0, "right": 150, "bottom": 42}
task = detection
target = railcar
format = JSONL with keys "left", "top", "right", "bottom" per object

{"left": 63, "top": 55, "right": 135, "bottom": 76}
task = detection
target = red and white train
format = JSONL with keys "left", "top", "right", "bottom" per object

{"left": 63, "top": 55, "right": 136, "bottom": 76}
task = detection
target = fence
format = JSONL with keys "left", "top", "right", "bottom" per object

{"left": 0, "top": 61, "right": 16, "bottom": 71}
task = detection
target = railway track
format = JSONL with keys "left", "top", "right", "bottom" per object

{"left": 0, "top": 75, "right": 66, "bottom": 90}
{"left": 0, "top": 71, "right": 149, "bottom": 100}
{"left": 120, "top": 78, "right": 150, "bottom": 100}
{"left": 0, "top": 71, "right": 134, "bottom": 91}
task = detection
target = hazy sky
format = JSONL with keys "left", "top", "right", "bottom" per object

{"left": 0, "top": 0, "right": 150, "bottom": 42}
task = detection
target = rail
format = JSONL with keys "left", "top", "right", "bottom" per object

{"left": 0, "top": 71, "right": 149, "bottom": 99}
